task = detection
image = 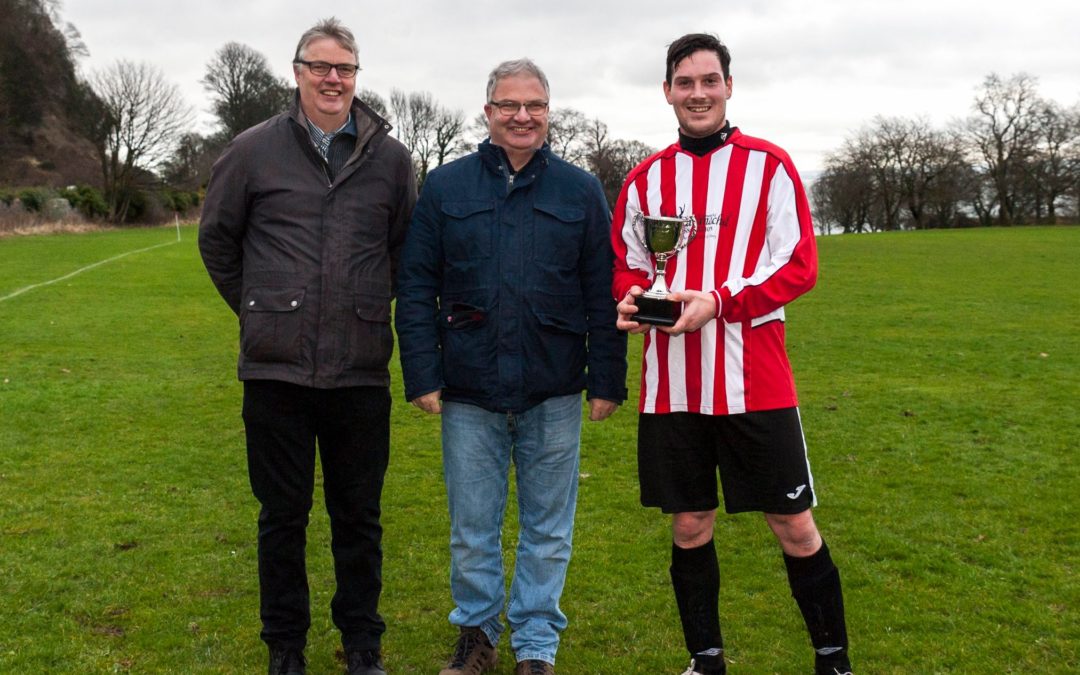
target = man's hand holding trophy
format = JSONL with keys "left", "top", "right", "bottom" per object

{"left": 628, "top": 211, "right": 698, "bottom": 328}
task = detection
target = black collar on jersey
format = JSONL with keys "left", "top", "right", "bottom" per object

{"left": 679, "top": 122, "right": 734, "bottom": 157}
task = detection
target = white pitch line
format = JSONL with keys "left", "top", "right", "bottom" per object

{"left": 0, "top": 240, "right": 179, "bottom": 303}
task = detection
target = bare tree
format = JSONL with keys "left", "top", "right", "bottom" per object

{"left": 813, "top": 117, "right": 975, "bottom": 232}
{"left": 391, "top": 89, "right": 436, "bottom": 184}
{"left": 202, "top": 42, "right": 291, "bottom": 139}
{"left": 390, "top": 89, "right": 466, "bottom": 187}
{"left": 90, "top": 60, "right": 193, "bottom": 222}
{"left": 433, "top": 107, "right": 466, "bottom": 167}
{"left": 357, "top": 88, "right": 389, "bottom": 120}
{"left": 810, "top": 159, "right": 874, "bottom": 234}
{"left": 810, "top": 71, "right": 1079, "bottom": 232}
{"left": 961, "top": 73, "right": 1042, "bottom": 225}
{"left": 547, "top": 108, "right": 591, "bottom": 168}
{"left": 844, "top": 125, "right": 905, "bottom": 230}
{"left": 584, "top": 117, "right": 610, "bottom": 160}
{"left": 465, "top": 111, "right": 489, "bottom": 148}
{"left": 581, "top": 118, "right": 655, "bottom": 206}
{"left": 1028, "top": 101, "right": 1080, "bottom": 222}
{"left": 923, "top": 136, "right": 980, "bottom": 228}
{"left": 162, "top": 132, "right": 222, "bottom": 191}
{"left": 809, "top": 134, "right": 884, "bottom": 232}
{"left": 875, "top": 117, "right": 971, "bottom": 229}
{"left": 591, "top": 138, "right": 652, "bottom": 207}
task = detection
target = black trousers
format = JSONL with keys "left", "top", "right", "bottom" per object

{"left": 242, "top": 380, "right": 390, "bottom": 651}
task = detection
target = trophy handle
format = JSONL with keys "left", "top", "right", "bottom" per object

{"left": 677, "top": 215, "right": 698, "bottom": 250}
{"left": 630, "top": 212, "right": 649, "bottom": 252}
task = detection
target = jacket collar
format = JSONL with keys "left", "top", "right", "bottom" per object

{"left": 478, "top": 138, "right": 550, "bottom": 177}
{"left": 288, "top": 90, "right": 390, "bottom": 158}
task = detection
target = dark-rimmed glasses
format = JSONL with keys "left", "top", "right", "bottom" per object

{"left": 293, "top": 59, "right": 360, "bottom": 78}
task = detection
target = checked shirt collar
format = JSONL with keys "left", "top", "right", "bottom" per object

{"left": 305, "top": 112, "right": 356, "bottom": 160}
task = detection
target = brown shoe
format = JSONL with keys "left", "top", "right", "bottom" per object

{"left": 514, "top": 660, "right": 555, "bottom": 675}
{"left": 438, "top": 627, "right": 497, "bottom": 675}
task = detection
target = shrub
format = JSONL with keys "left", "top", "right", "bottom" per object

{"left": 160, "top": 189, "right": 201, "bottom": 214}
{"left": 165, "top": 190, "right": 189, "bottom": 213}
{"left": 59, "top": 185, "right": 109, "bottom": 220}
{"left": 125, "top": 189, "right": 190, "bottom": 224}
{"left": 124, "top": 188, "right": 150, "bottom": 222}
{"left": 16, "top": 187, "right": 51, "bottom": 212}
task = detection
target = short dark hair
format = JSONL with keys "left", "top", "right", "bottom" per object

{"left": 665, "top": 33, "right": 731, "bottom": 83}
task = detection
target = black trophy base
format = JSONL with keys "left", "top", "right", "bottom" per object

{"left": 633, "top": 294, "right": 682, "bottom": 327}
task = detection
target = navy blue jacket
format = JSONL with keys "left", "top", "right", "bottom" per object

{"left": 395, "top": 140, "right": 627, "bottom": 413}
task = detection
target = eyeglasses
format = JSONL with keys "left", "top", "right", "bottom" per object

{"left": 293, "top": 59, "right": 360, "bottom": 78}
{"left": 489, "top": 100, "right": 549, "bottom": 116}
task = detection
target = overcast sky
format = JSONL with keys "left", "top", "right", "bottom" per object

{"left": 63, "top": 0, "right": 1080, "bottom": 172}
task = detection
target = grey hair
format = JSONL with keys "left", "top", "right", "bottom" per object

{"left": 294, "top": 17, "right": 358, "bottom": 63}
{"left": 485, "top": 58, "right": 550, "bottom": 102}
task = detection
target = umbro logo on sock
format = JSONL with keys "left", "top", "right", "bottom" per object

{"left": 786, "top": 484, "right": 807, "bottom": 499}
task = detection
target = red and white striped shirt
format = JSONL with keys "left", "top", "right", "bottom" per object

{"left": 611, "top": 129, "right": 817, "bottom": 415}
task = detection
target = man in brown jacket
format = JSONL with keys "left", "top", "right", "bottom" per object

{"left": 198, "top": 17, "right": 415, "bottom": 675}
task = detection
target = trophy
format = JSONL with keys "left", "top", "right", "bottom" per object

{"left": 631, "top": 212, "right": 697, "bottom": 327}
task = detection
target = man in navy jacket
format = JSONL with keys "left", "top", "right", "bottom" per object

{"left": 395, "top": 58, "right": 627, "bottom": 675}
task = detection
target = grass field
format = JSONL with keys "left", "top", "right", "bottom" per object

{"left": 0, "top": 225, "right": 1077, "bottom": 673}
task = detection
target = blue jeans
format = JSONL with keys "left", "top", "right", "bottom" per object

{"left": 441, "top": 394, "right": 583, "bottom": 665}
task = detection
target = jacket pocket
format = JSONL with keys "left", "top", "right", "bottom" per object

{"left": 240, "top": 286, "right": 306, "bottom": 364}
{"left": 525, "top": 291, "right": 588, "bottom": 395}
{"left": 347, "top": 290, "right": 393, "bottom": 371}
{"left": 531, "top": 290, "right": 587, "bottom": 335}
{"left": 437, "top": 295, "right": 495, "bottom": 393}
{"left": 440, "top": 302, "right": 487, "bottom": 331}
{"left": 533, "top": 202, "right": 585, "bottom": 265}
{"left": 441, "top": 200, "right": 494, "bottom": 262}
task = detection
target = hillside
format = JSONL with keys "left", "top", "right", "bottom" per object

{"left": 0, "top": 0, "right": 101, "bottom": 188}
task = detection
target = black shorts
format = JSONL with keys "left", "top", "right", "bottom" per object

{"left": 637, "top": 407, "right": 816, "bottom": 514}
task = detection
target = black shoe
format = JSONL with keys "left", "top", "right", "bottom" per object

{"left": 346, "top": 648, "right": 387, "bottom": 675}
{"left": 681, "top": 648, "right": 726, "bottom": 675}
{"left": 269, "top": 646, "right": 306, "bottom": 675}
{"left": 815, "top": 649, "right": 852, "bottom": 675}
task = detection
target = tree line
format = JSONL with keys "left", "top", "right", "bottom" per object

{"left": 166, "top": 43, "right": 656, "bottom": 209}
{"left": 811, "top": 73, "right": 1080, "bottom": 233}
{"left": 86, "top": 45, "right": 1080, "bottom": 229}
{"left": 3, "top": 2, "right": 1078, "bottom": 229}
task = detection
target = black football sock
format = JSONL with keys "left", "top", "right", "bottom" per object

{"left": 783, "top": 539, "right": 850, "bottom": 670}
{"left": 670, "top": 539, "right": 724, "bottom": 670}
